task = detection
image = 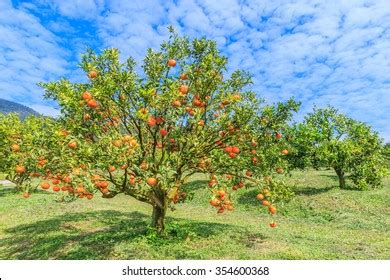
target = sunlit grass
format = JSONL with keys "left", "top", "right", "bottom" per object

{"left": 0, "top": 170, "right": 389, "bottom": 259}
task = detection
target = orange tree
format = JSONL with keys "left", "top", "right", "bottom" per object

{"left": 288, "top": 106, "right": 387, "bottom": 190}
{"left": 0, "top": 113, "right": 56, "bottom": 196}
{"left": 39, "top": 31, "right": 299, "bottom": 233}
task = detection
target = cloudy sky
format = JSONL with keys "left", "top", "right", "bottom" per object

{"left": 1, "top": 0, "right": 389, "bottom": 140}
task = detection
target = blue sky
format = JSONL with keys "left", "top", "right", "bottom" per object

{"left": 0, "top": 0, "right": 389, "bottom": 140}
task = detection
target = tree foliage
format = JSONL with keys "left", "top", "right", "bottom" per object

{"left": 288, "top": 106, "right": 387, "bottom": 190}
{"left": 34, "top": 30, "right": 299, "bottom": 233}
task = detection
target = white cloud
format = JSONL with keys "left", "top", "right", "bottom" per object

{"left": 0, "top": 0, "right": 70, "bottom": 111}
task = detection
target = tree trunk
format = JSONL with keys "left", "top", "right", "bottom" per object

{"left": 151, "top": 194, "right": 167, "bottom": 234}
{"left": 334, "top": 168, "right": 346, "bottom": 189}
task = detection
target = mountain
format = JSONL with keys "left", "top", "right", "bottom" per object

{"left": 0, "top": 98, "right": 39, "bottom": 119}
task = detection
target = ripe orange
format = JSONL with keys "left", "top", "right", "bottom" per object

{"left": 140, "top": 161, "right": 148, "bottom": 170}
{"left": 40, "top": 182, "right": 50, "bottom": 190}
{"left": 232, "top": 94, "right": 241, "bottom": 101}
{"left": 281, "top": 149, "right": 289, "bottom": 155}
{"left": 269, "top": 206, "right": 277, "bottom": 215}
{"left": 229, "top": 152, "right": 236, "bottom": 158}
{"left": 155, "top": 116, "right": 164, "bottom": 124}
{"left": 256, "top": 193, "right": 264, "bottom": 200}
{"left": 29, "top": 172, "right": 40, "bottom": 177}
{"left": 91, "top": 174, "right": 100, "bottom": 181}
{"left": 217, "top": 207, "right": 225, "bottom": 214}
{"left": 62, "top": 176, "right": 72, "bottom": 184}
{"left": 276, "top": 133, "right": 282, "bottom": 139}
{"left": 101, "top": 188, "right": 109, "bottom": 194}
{"left": 11, "top": 144, "right": 20, "bottom": 152}
{"left": 112, "top": 139, "right": 122, "bottom": 148}
{"left": 232, "top": 146, "right": 240, "bottom": 153}
{"left": 15, "top": 165, "right": 26, "bottom": 174}
{"left": 269, "top": 222, "right": 277, "bottom": 228}
{"left": 226, "top": 204, "right": 234, "bottom": 211}
{"left": 217, "top": 190, "right": 226, "bottom": 197}
{"left": 88, "top": 70, "right": 98, "bottom": 79}
{"left": 210, "top": 198, "right": 221, "bottom": 207}
{"left": 129, "top": 179, "right": 136, "bottom": 187}
{"left": 147, "top": 116, "right": 156, "bottom": 127}
{"left": 276, "top": 167, "right": 284, "bottom": 174}
{"left": 198, "top": 120, "right": 205, "bottom": 126}
{"left": 224, "top": 146, "right": 233, "bottom": 153}
{"left": 59, "top": 129, "right": 69, "bottom": 137}
{"left": 121, "top": 164, "right": 128, "bottom": 170}
{"left": 129, "top": 139, "right": 137, "bottom": 147}
{"left": 22, "top": 192, "right": 30, "bottom": 198}
{"left": 159, "top": 128, "right": 168, "bottom": 136}
{"left": 82, "top": 91, "right": 92, "bottom": 101}
{"left": 52, "top": 186, "right": 60, "bottom": 192}
{"left": 246, "top": 170, "right": 253, "bottom": 177}
{"left": 67, "top": 141, "right": 77, "bottom": 149}
{"left": 180, "top": 73, "right": 188, "bottom": 80}
{"left": 86, "top": 194, "right": 93, "bottom": 200}
{"left": 179, "top": 84, "right": 188, "bottom": 94}
{"left": 87, "top": 99, "right": 99, "bottom": 109}
{"left": 251, "top": 149, "right": 257, "bottom": 155}
{"left": 193, "top": 99, "right": 202, "bottom": 107}
{"left": 99, "top": 181, "right": 109, "bottom": 188}
{"left": 147, "top": 177, "right": 157, "bottom": 187}
{"left": 262, "top": 200, "right": 271, "bottom": 206}
{"left": 76, "top": 186, "right": 85, "bottom": 193}
{"left": 108, "top": 166, "right": 116, "bottom": 172}
{"left": 167, "top": 59, "right": 176, "bottom": 67}
{"left": 172, "top": 100, "right": 181, "bottom": 107}
{"left": 51, "top": 178, "right": 60, "bottom": 185}
{"left": 208, "top": 180, "right": 216, "bottom": 187}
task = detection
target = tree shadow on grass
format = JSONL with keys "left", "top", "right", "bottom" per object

{"left": 0, "top": 210, "right": 254, "bottom": 260}
{"left": 182, "top": 179, "right": 208, "bottom": 192}
{"left": 294, "top": 186, "right": 335, "bottom": 196}
{"left": 236, "top": 186, "right": 334, "bottom": 202}
{"left": 309, "top": 173, "right": 359, "bottom": 191}
{"left": 236, "top": 189, "right": 260, "bottom": 207}
{"left": 0, "top": 187, "right": 17, "bottom": 197}
{"left": 0, "top": 187, "right": 55, "bottom": 198}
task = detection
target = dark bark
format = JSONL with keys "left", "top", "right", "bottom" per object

{"left": 151, "top": 193, "right": 167, "bottom": 234}
{"left": 334, "top": 167, "right": 346, "bottom": 189}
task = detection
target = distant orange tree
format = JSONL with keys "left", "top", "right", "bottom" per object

{"left": 288, "top": 107, "right": 387, "bottom": 190}
{"left": 35, "top": 30, "right": 299, "bottom": 233}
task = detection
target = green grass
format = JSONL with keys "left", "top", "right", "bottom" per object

{"left": 0, "top": 170, "right": 389, "bottom": 260}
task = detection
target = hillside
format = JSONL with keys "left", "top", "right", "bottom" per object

{"left": 0, "top": 98, "right": 39, "bottom": 119}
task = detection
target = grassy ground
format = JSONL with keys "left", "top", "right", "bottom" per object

{"left": 0, "top": 170, "right": 389, "bottom": 260}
